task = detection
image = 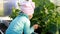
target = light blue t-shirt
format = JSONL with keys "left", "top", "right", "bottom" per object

{"left": 5, "top": 13, "right": 34, "bottom": 34}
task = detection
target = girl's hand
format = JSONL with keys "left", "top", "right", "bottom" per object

{"left": 33, "top": 24, "right": 39, "bottom": 29}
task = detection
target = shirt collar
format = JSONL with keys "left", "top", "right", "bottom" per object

{"left": 19, "top": 13, "right": 29, "bottom": 19}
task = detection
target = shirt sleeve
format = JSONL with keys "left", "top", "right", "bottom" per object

{"left": 30, "top": 27, "right": 34, "bottom": 33}
{"left": 24, "top": 20, "right": 34, "bottom": 34}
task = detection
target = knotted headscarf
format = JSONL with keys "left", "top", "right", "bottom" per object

{"left": 20, "top": 0, "right": 35, "bottom": 15}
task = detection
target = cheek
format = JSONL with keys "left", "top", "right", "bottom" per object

{"left": 30, "top": 16, "right": 33, "bottom": 18}
{"left": 29, "top": 15, "right": 33, "bottom": 19}
{"left": 29, "top": 16, "right": 32, "bottom": 19}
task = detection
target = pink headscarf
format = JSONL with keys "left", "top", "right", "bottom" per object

{"left": 20, "top": 0, "right": 35, "bottom": 15}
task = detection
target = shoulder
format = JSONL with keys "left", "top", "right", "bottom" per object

{"left": 20, "top": 16, "right": 30, "bottom": 24}
{"left": 19, "top": 16, "right": 29, "bottom": 22}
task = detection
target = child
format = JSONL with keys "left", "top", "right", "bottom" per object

{"left": 5, "top": 0, "right": 38, "bottom": 34}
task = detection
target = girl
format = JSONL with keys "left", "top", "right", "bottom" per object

{"left": 5, "top": 0, "right": 38, "bottom": 34}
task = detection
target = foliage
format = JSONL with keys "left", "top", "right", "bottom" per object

{"left": 31, "top": 0, "right": 60, "bottom": 34}
{"left": 9, "top": 7, "right": 20, "bottom": 19}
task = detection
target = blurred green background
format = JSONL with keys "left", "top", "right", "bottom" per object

{"left": 0, "top": 0, "right": 60, "bottom": 34}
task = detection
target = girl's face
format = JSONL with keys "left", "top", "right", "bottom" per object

{"left": 29, "top": 14, "right": 33, "bottom": 19}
